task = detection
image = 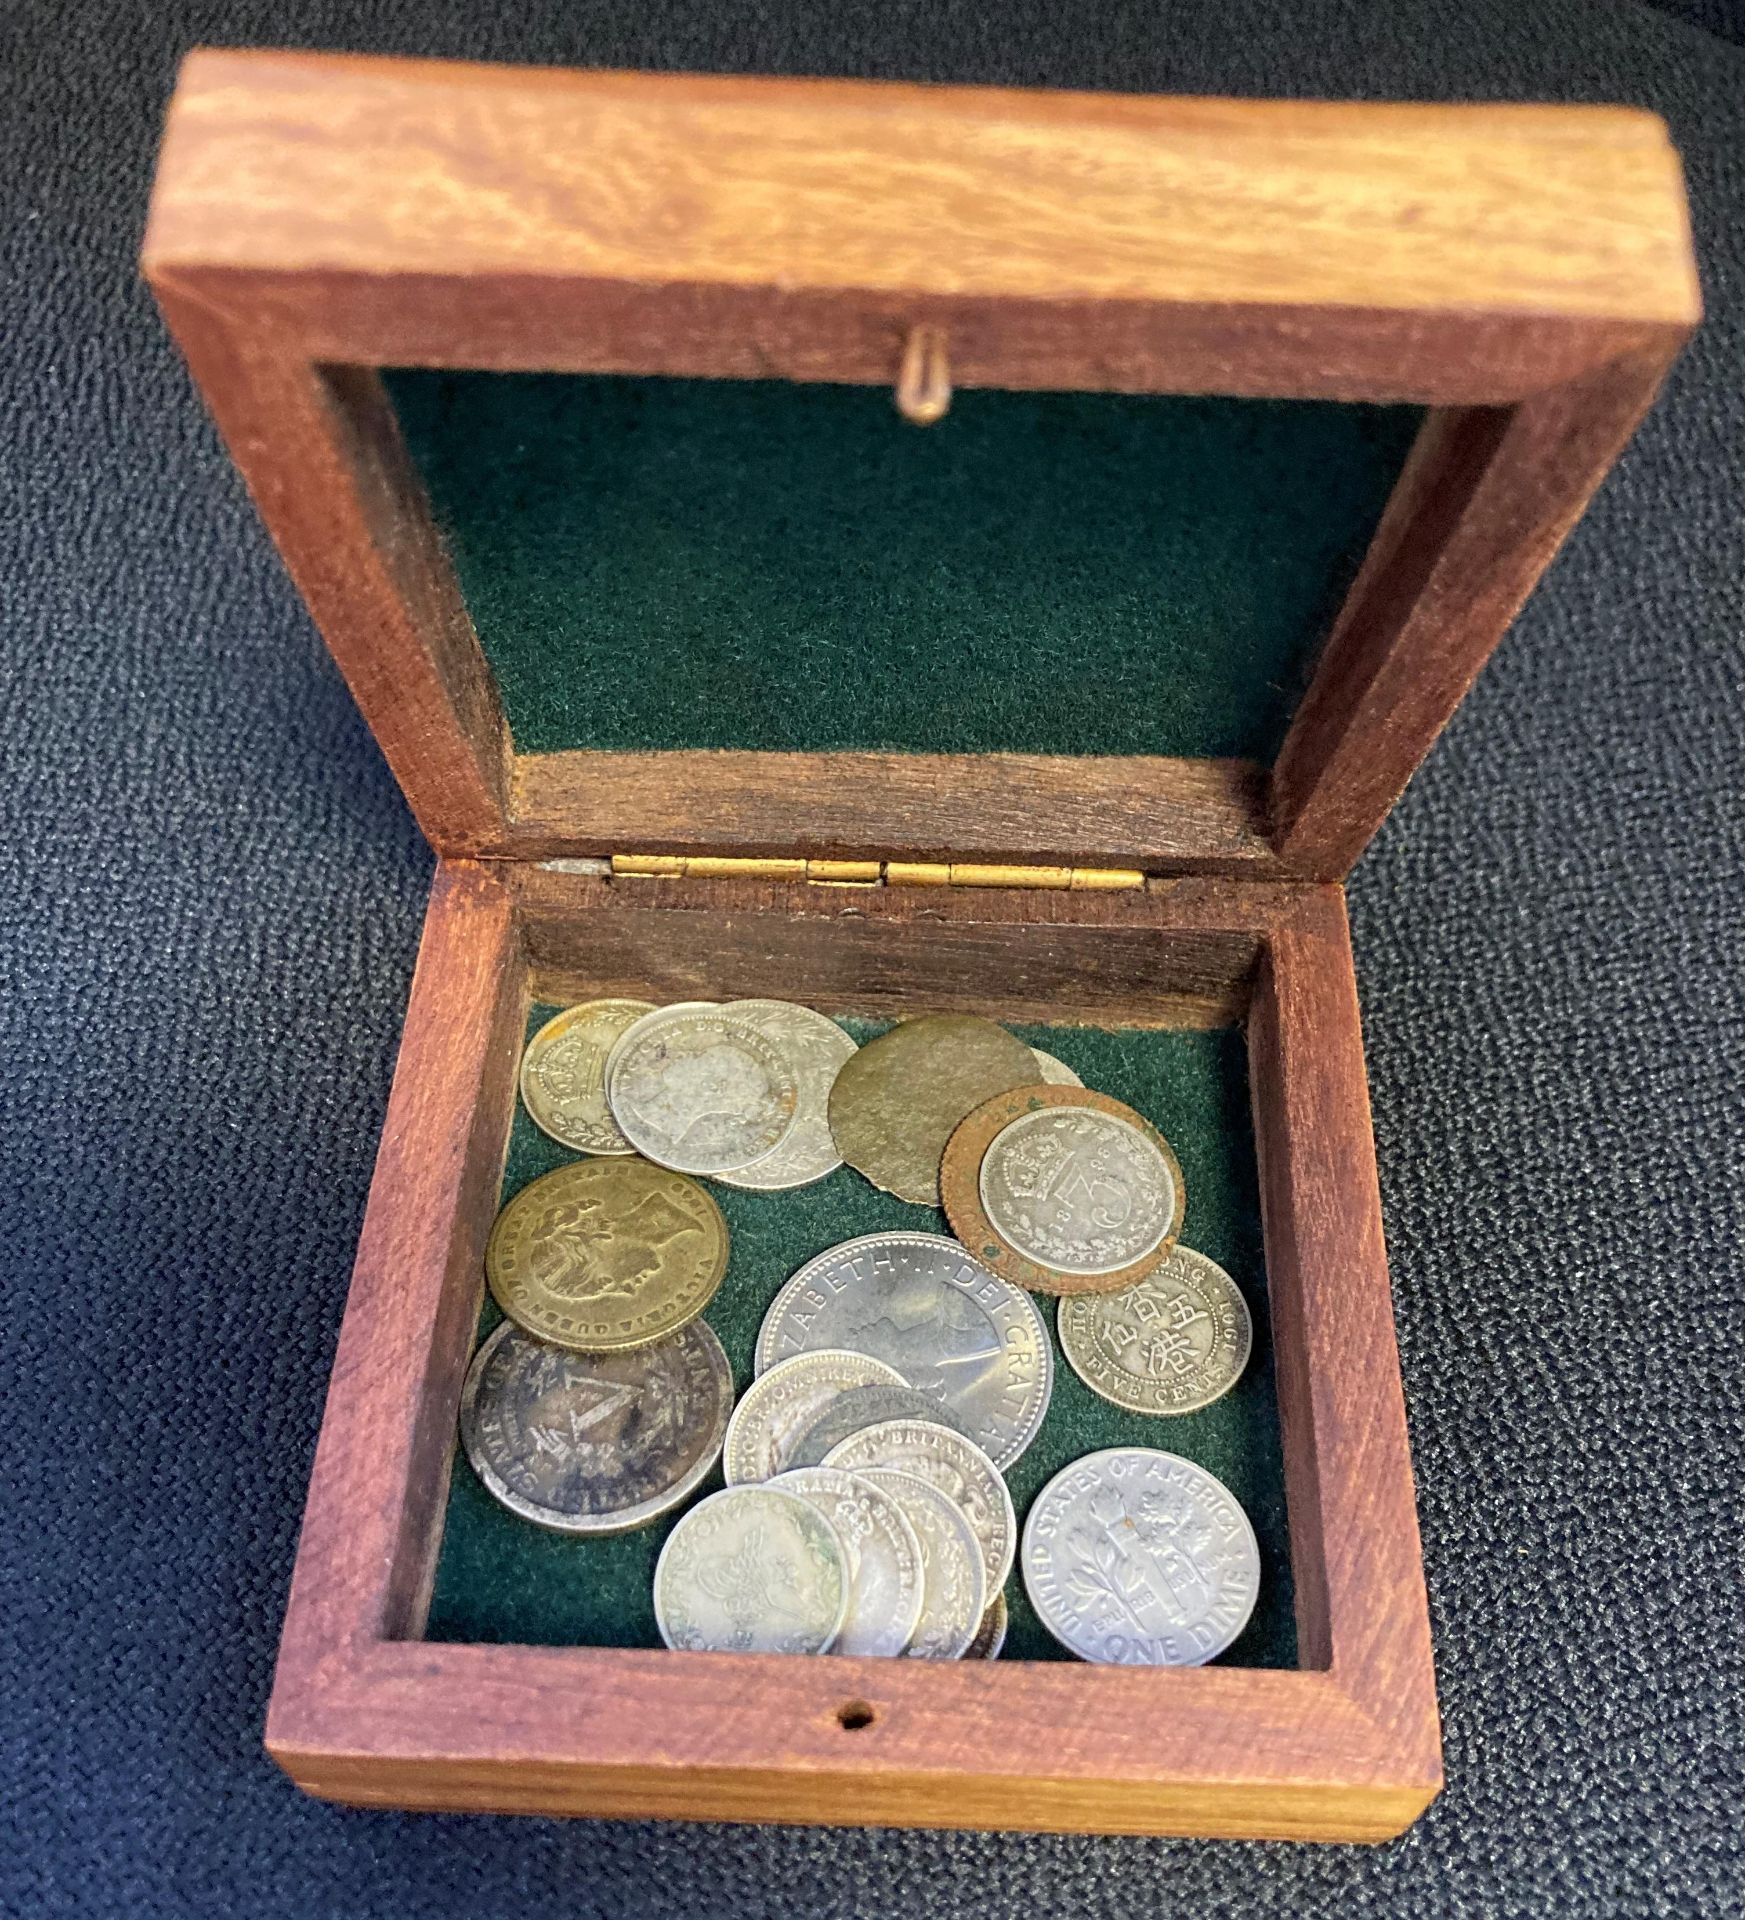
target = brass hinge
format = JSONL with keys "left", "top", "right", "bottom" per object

{"left": 603, "top": 853, "right": 1145, "bottom": 891}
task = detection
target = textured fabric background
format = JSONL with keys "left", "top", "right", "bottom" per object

{"left": 2, "top": 1, "right": 1741, "bottom": 1916}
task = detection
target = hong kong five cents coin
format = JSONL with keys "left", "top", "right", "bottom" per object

{"left": 1058, "top": 1246, "right": 1253, "bottom": 1416}
{"left": 654, "top": 1484, "right": 849, "bottom": 1655}
{"left": 1021, "top": 1448, "right": 1260, "bottom": 1666}
{"left": 715, "top": 1001, "right": 858, "bottom": 1191}
{"left": 721, "top": 1349, "right": 906, "bottom": 1485}
{"left": 773, "top": 1466, "right": 925, "bottom": 1658}
{"left": 754, "top": 1231, "right": 1052, "bottom": 1470}
{"left": 823, "top": 1418, "right": 1016, "bottom": 1594}
{"left": 606, "top": 1003, "right": 800, "bottom": 1176}
{"left": 827, "top": 1014, "right": 1039, "bottom": 1205}
{"left": 964, "top": 1591, "right": 1008, "bottom": 1660}
{"left": 851, "top": 1467, "right": 986, "bottom": 1660}
{"left": 941, "top": 1085, "right": 1185, "bottom": 1296}
{"left": 486, "top": 1158, "right": 728, "bottom": 1352}
{"left": 459, "top": 1317, "right": 732, "bottom": 1535}
{"left": 518, "top": 999, "right": 657, "bottom": 1153}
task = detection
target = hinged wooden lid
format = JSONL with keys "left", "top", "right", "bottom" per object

{"left": 142, "top": 50, "right": 1698, "bottom": 881}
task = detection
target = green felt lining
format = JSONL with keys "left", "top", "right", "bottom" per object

{"left": 387, "top": 371, "right": 1421, "bottom": 763}
{"left": 424, "top": 1010, "right": 1296, "bottom": 1668}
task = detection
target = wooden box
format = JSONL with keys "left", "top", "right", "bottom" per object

{"left": 142, "top": 50, "right": 1697, "bottom": 1841}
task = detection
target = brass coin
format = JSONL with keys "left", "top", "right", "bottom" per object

{"left": 827, "top": 1015, "right": 1039, "bottom": 1205}
{"left": 519, "top": 999, "right": 656, "bottom": 1153}
{"left": 940, "top": 1086, "right": 1186, "bottom": 1297}
{"left": 486, "top": 1158, "right": 729, "bottom": 1351}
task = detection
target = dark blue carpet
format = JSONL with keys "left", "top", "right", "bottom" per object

{"left": 2, "top": 1, "right": 1741, "bottom": 1915}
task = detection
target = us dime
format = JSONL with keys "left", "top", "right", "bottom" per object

{"left": 852, "top": 1468, "right": 986, "bottom": 1659}
{"left": 722, "top": 1349, "right": 906, "bottom": 1484}
{"left": 773, "top": 1467, "right": 925, "bottom": 1657}
{"left": 606, "top": 1004, "right": 800, "bottom": 1175}
{"left": 486, "top": 1158, "right": 728, "bottom": 1351}
{"left": 784, "top": 1384, "right": 971, "bottom": 1469}
{"left": 716, "top": 1002, "right": 858, "bottom": 1191}
{"left": 459, "top": 1317, "right": 731, "bottom": 1535}
{"left": 1030, "top": 1048, "right": 1083, "bottom": 1088}
{"left": 823, "top": 1419, "right": 1016, "bottom": 1593}
{"left": 654, "top": 1485, "right": 849, "bottom": 1655}
{"left": 1058, "top": 1247, "right": 1253, "bottom": 1416}
{"left": 754, "top": 1231, "right": 1052, "bottom": 1469}
{"left": 827, "top": 1014, "right": 1039, "bottom": 1204}
{"left": 518, "top": 999, "right": 656, "bottom": 1153}
{"left": 1021, "top": 1448, "right": 1260, "bottom": 1665}
{"left": 964, "top": 1591, "right": 1008, "bottom": 1660}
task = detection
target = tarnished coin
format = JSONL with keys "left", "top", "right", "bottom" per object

{"left": 941, "top": 1086, "right": 1186, "bottom": 1296}
{"left": 518, "top": 999, "right": 657, "bottom": 1153}
{"left": 655, "top": 1484, "right": 850, "bottom": 1655}
{"left": 459, "top": 1317, "right": 732, "bottom": 1535}
{"left": 605, "top": 1004, "right": 800, "bottom": 1175}
{"left": 1058, "top": 1246, "right": 1253, "bottom": 1416}
{"left": 722, "top": 1349, "right": 906, "bottom": 1484}
{"left": 852, "top": 1468, "right": 986, "bottom": 1659}
{"left": 716, "top": 1002, "right": 858, "bottom": 1191}
{"left": 964, "top": 1591, "right": 1008, "bottom": 1660}
{"left": 773, "top": 1467, "right": 925, "bottom": 1657}
{"left": 823, "top": 1419, "right": 1016, "bottom": 1594}
{"left": 784, "top": 1384, "right": 971, "bottom": 1470}
{"left": 1021, "top": 1448, "right": 1260, "bottom": 1665}
{"left": 754, "top": 1231, "right": 1053, "bottom": 1470}
{"left": 486, "top": 1158, "right": 728, "bottom": 1351}
{"left": 1030, "top": 1048, "right": 1083, "bottom": 1088}
{"left": 827, "top": 1014, "right": 1040, "bottom": 1204}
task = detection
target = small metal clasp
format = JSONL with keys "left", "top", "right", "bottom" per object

{"left": 895, "top": 325, "right": 951, "bottom": 426}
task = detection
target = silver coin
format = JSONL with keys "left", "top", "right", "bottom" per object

{"left": 715, "top": 1002, "right": 858, "bottom": 1191}
{"left": 459, "top": 1317, "right": 731, "bottom": 1536}
{"left": 722, "top": 1349, "right": 906, "bottom": 1484}
{"left": 979, "top": 1106, "right": 1179, "bottom": 1277}
{"left": 851, "top": 1467, "right": 986, "bottom": 1660}
{"left": 1029, "top": 1047, "right": 1083, "bottom": 1088}
{"left": 1021, "top": 1448, "right": 1260, "bottom": 1665}
{"left": 822, "top": 1418, "right": 1016, "bottom": 1594}
{"left": 1057, "top": 1246, "right": 1253, "bottom": 1416}
{"left": 784, "top": 1384, "right": 971, "bottom": 1470}
{"left": 517, "top": 998, "right": 657, "bottom": 1153}
{"left": 605, "top": 1004, "right": 800, "bottom": 1175}
{"left": 654, "top": 1484, "right": 850, "bottom": 1655}
{"left": 964, "top": 1591, "right": 1008, "bottom": 1660}
{"left": 754, "top": 1231, "right": 1052, "bottom": 1470}
{"left": 772, "top": 1467, "right": 925, "bottom": 1657}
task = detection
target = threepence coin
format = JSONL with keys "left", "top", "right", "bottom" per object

{"left": 722, "top": 1349, "right": 907, "bottom": 1485}
{"left": 1058, "top": 1246, "right": 1253, "bottom": 1416}
{"left": 605, "top": 1004, "right": 800, "bottom": 1176}
{"left": 459, "top": 1317, "right": 732, "bottom": 1535}
{"left": 716, "top": 1002, "right": 858, "bottom": 1191}
{"left": 964, "top": 1591, "right": 1008, "bottom": 1660}
{"left": 784, "top": 1384, "right": 971, "bottom": 1470}
{"left": 827, "top": 1014, "right": 1040, "bottom": 1205}
{"left": 486, "top": 1158, "right": 728, "bottom": 1352}
{"left": 852, "top": 1467, "right": 986, "bottom": 1660}
{"left": 754, "top": 1231, "right": 1052, "bottom": 1470}
{"left": 773, "top": 1467, "right": 925, "bottom": 1657}
{"left": 941, "top": 1086, "right": 1186, "bottom": 1296}
{"left": 1030, "top": 1048, "right": 1083, "bottom": 1088}
{"left": 823, "top": 1418, "right": 1016, "bottom": 1594}
{"left": 1021, "top": 1448, "right": 1260, "bottom": 1666}
{"left": 518, "top": 999, "right": 657, "bottom": 1153}
{"left": 654, "top": 1484, "right": 849, "bottom": 1655}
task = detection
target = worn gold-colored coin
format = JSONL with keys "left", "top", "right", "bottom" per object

{"left": 827, "top": 1015, "right": 1040, "bottom": 1205}
{"left": 940, "top": 1085, "right": 1185, "bottom": 1297}
{"left": 518, "top": 999, "right": 657, "bottom": 1153}
{"left": 486, "top": 1158, "right": 728, "bottom": 1351}
{"left": 1058, "top": 1245, "right": 1252, "bottom": 1416}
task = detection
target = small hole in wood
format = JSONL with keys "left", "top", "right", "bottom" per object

{"left": 836, "top": 1700, "right": 877, "bottom": 1731}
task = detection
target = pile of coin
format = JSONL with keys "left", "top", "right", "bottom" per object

{"left": 460, "top": 997, "right": 1263, "bottom": 1666}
